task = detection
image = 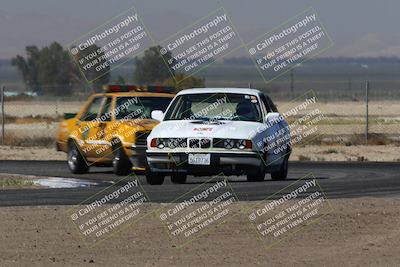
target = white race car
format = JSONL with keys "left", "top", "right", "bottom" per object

{"left": 146, "top": 88, "right": 291, "bottom": 185}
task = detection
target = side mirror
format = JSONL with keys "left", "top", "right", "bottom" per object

{"left": 264, "top": 112, "right": 282, "bottom": 124}
{"left": 151, "top": 110, "right": 164, "bottom": 121}
{"left": 63, "top": 113, "right": 77, "bottom": 120}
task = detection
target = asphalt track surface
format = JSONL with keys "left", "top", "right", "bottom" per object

{"left": 0, "top": 160, "right": 399, "bottom": 206}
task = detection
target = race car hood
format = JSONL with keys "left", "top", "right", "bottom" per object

{"left": 149, "top": 120, "right": 263, "bottom": 140}
{"left": 118, "top": 119, "right": 159, "bottom": 131}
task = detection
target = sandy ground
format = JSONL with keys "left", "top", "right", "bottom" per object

{"left": 4, "top": 100, "right": 400, "bottom": 118}
{"left": 1, "top": 145, "right": 399, "bottom": 162}
{"left": 0, "top": 198, "right": 399, "bottom": 266}
{"left": 276, "top": 100, "right": 400, "bottom": 117}
{"left": 0, "top": 146, "right": 66, "bottom": 161}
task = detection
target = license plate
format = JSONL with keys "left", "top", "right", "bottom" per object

{"left": 188, "top": 154, "right": 210, "bottom": 165}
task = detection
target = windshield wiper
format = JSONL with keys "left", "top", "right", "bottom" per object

{"left": 191, "top": 117, "right": 210, "bottom": 121}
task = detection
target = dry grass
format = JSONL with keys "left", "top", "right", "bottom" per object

{"left": 347, "top": 133, "right": 394, "bottom": 145}
{"left": 3, "top": 134, "right": 54, "bottom": 147}
{"left": 292, "top": 145, "right": 400, "bottom": 162}
{"left": 0, "top": 179, "right": 34, "bottom": 189}
{"left": 301, "top": 133, "right": 399, "bottom": 146}
{"left": 323, "top": 148, "right": 338, "bottom": 154}
{"left": 4, "top": 115, "right": 61, "bottom": 124}
{"left": 298, "top": 155, "right": 311, "bottom": 161}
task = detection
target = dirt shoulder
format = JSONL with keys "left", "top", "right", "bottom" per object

{"left": 0, "top": 198, "right": 399, "bottom": 266}
{"left": 0, "top": 146, "right": 66, "bottom": 161}
{"left": 291, "top": 145, "right": 400, "bottom": 162}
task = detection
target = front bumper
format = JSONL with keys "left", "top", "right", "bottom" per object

{"left": 146, "top": 151, "right": 262, "bottom": 175}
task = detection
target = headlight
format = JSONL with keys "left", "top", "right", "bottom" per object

{"left": 223, "top": 139, "right": 235, "bottom": 149}
{"left": 157, "top": 141, "right": 165, "bottom": 149}
{"left": 150, "top": 138, "right": 157, "bottom": 148}
{"left": 167, "top": 138, "right": 178, "bottom": 149}
{"left": 150, "top": 138, "right": 187, "bottom": 149}
{"left": 236, "top": 139, "right": 246, "bottom": 149}
{"left": 236, "top": 139, "right": 253, "bottom": 149}
{"left": 150, "top": 138, "right": 165, "bottom": 149}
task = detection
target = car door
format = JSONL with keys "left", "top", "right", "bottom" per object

{"left": 257, "top": 94, "right": 290, "bottom": 166}
{"left": 76, "top": 96, "right": 107, "bottom": 159}
{"left": 88, "top": 96, "right": 115, "bottom": 160}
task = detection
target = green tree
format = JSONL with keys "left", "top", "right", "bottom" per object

{"left": 163, "top": 73, "right": 205, "bottom": 91}
{"left": 37, "top": 42, "right": 73, "bottom": 95}
{"left": 11, "top": 46, "right": 41, "bottom": 93}
{"left": 133, "top": 45, "right": 174, "bottom": 84}
{"left": 12, "top": 42, "right": 75, "bottom": 95}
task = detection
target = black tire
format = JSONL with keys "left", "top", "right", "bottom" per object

{"left": 112, "top": 140, "right": 132, "bottom": 176}
{"left": 171, "top": 173, "right": 187, "bottom": 184}
{"left": 247, "top": 152, "right": 266, "bottom": 182}
{"left": 145, "top": 170, "right": 165, "bottom": 185}
{"left": 271, "top": 157, "right": 288, "bottom": 181}
{"left": 67, "top": 140, "right": 89, "bottom": 174}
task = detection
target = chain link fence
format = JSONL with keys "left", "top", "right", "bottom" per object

{"left": 0, "top": 81, "right": 399, "bottom": 148}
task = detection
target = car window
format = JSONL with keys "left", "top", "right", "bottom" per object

{"left": 115, "top": 97, "right": 171, "bottom": 120}
{"left": 80, "top": 97, "right": 103, "bottom": 121}
{"left": 98, "top": 97, "right": 113, "bottom": 122}
{"left": 260, "top": 94, "right": 278, "bottom": 113}
{"left": 164, "top": 93, "right": 263, "bottom": 122}
{"left": 267, "top": 95, "right": 278, "bottom": 112}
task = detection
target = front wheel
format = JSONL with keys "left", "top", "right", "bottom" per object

{"left": 271, "top": 157, "right": 288, "bottom": 181}
{"left": 145, "top": 169, "right": 165, "bottom": 185}
{"left": 247, "top": 164, "right": 266, "bottom": 182}
{"left": 67, "top": 141, "right": 89, "bottom": 174}
{"left": 112, "top": 142, "right": 132, "bottom": 176}
{"left": 247, "top": 153, "right": 266, "bottom": 182}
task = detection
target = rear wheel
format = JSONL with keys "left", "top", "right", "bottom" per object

{"left": 145, "top": 169, "right": 165, "bottom": 185}
{"left": 112, "top": 140, "right": 132, "bottom": 176}
{"left": 271, "top": 157, "right": 288, "bottom": 181}
{"left": 171, "top": 173, "right": 187, "bottom": 184}
{"left": 67, "top": 140, "right": 89, "bottom": 174}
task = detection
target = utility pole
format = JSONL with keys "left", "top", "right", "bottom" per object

{"left": 1, "top": 85, "right": 4, "bottom": 145}
{"left": 365, "top": 81, "right": 369, "bottom": 145}
{"left": 290, "top": 70, "right": 294, "bottom": 95}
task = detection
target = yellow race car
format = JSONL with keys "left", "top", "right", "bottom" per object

{"left": 56, "top": 85, "right": 174, "bottom": 175}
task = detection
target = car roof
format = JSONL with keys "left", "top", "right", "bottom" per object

{"left": 93, "top": 92, "right": 175, "bottom": 98}
{"left": 176, "top": 88, "right": 262, "bottom": 96}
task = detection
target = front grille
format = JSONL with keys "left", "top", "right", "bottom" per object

{"left": 188, "top": 138, "right": 211, "bottom": 149}
{"left": 188, "top": 138, "right": 200, "bottom": 148}
{"left": 213, "top": 138, "right": 225, "bottom": 148}
{"left": 173, "top": 138, "right": 188, "bottom": 149}
{"left": 200, "top": 138, "right": 211, "bottom": 148}
{"left": 135, "top": 132, "right": 150, "bottom": 148}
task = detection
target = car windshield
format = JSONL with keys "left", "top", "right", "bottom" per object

{"left": 164, "top": 93, "right": 263, "bottom": 122}
{"left": 115, "top": 97, "right": 171, "bottom": 120}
